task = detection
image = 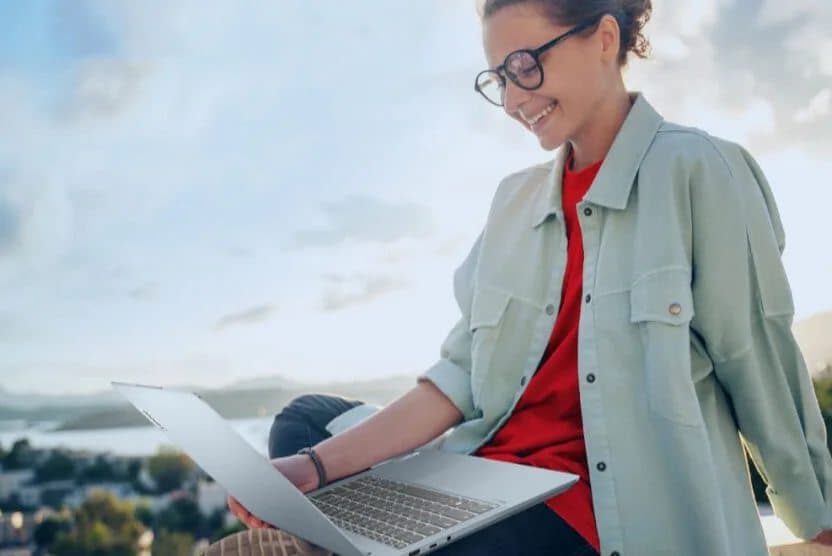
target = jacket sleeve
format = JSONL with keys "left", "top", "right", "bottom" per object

{"left": 416, "top": 232, "right": 483, "bottom": 423}
{"left": 690, "top": 140, "right": 832, "bottom": 540}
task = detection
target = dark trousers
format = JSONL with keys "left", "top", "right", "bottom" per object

{"left": 270, "top": 394, "right": 598, "bottom": 556}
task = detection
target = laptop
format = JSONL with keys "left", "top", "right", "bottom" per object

{"left": 113, "top": 381, "right": 578, "bottom": 556}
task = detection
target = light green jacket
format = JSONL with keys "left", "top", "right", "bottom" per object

{"left": 326, "top": 93, "right": 832, "bottom": 555}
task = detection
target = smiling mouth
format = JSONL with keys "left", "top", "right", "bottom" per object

{"left": 522, "top": 101, "right": 558, "bottom": 128}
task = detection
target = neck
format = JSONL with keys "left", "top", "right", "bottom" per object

{"left": 568, "top": 87, "right": 633, "bottom": 172}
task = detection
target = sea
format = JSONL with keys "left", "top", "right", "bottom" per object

{"left": 0, "top": 417, "right": 274, "bottom": 457}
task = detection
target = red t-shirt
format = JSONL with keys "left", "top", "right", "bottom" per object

{"left": 475, "top": 153, "right": 602, "bottom": 552}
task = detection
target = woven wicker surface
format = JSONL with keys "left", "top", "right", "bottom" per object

{"left": 769, "top": 542, "right": 832, "bottom": 556}
{"left": 201, "top": 528, "right": 333, "bottom": 556}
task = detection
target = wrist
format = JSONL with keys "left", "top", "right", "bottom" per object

{"left": 297, "top": 447, "right": 328, "bottom": 489}
{"left": 296, "top": 454, "right": 320, "bottom": 490}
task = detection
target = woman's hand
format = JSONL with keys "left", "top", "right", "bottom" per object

{"left": 226, "top": 454, "right": 321, "bottom": 529}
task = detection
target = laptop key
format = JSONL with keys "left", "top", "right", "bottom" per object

{"left": 311, "top": 476, "right": 498, "bottom": 549}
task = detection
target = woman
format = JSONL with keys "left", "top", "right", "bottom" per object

{"left": 207, "top": 1, "right": 832, "bottom": 554}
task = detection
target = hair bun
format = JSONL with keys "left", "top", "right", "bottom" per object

{"left": 480, "top": 0, "right": 653, "bottom": 65}
{"left": 618, "top": 0, "right": 653, "bottom": 61}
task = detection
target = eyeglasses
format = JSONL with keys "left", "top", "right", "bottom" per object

{"left": 474, "top": 16, "right": 603, "bottom": 107}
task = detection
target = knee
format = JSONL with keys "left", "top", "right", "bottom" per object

{"left": 269, "top": 394, "right": 320, "bottom": 458}
{"left": 269, "top": 393, "right": 364, "bottom": 458}
{"left": 274, "top": 393, "right": 328, "bottom": 421}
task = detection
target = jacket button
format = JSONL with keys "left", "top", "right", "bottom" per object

{"left": 669, "top": 303, "right": 682, "bottom": 316}
{"left": 585, "top": 294, "right": 592, "bottom": 304}
{"left": 597, "top": 462, "right": 607, "bottom": 471}
{"left": 583, "top": 207, "right": 593, "bottom": 217}
{"left": 586, "top": 374, "right": 596, "bottom": 383}
{"left": 611, "top": 552, "right": 621, "bottom": 556}
{"left": 520, "top": 376, "right": 527, "bottom": 386}
{"left": 545, "top": 304, "right": 555, "bottom": 315}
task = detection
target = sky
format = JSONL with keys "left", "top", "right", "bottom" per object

{"left": 1, "top": 0, "right": 830, "bottom": 395}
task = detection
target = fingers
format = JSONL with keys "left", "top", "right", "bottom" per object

{"left": 227, "top": 496, "right": 273, "bottom": 529}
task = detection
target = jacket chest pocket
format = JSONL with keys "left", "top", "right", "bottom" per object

{"left": 630, "top": 269, "right": 702, "bottom": 427}
{"left": 468, "top": 285, "right": 537, "bottom": 413}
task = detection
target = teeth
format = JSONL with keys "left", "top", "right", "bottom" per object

{"left": 527, "top": 103, "right": 556, "bottom": 125}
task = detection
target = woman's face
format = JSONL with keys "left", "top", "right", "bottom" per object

{"left": 481, "top": 4, "right": 618, "bottom": 151}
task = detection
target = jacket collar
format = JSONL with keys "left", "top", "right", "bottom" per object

{"left": 531, "top": 92, "right": 664, "bottom": 228}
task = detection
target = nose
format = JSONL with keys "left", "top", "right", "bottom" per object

{"left": 502, "top": 79, "right": 533, "bottom": 117}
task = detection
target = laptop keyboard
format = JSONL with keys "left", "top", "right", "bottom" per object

{"left": 309, "top": 476, "right": 499, "bottom": 549}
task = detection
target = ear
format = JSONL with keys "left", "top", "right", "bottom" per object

{"left": 597, "top": 14, "right": 622, "bottom": 64}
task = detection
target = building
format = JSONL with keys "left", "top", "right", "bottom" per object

{"left": 0, "top": 471, "right": 34, "bottom": 502}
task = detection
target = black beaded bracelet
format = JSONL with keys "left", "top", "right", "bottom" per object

{"left": 297, "top": 447, "right": 328, "bottom": 489}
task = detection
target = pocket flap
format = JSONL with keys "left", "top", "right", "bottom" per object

{"left": 630, "top": 269, "right": 694, "bottom": 325}
{"left": 469, "top": 284, "right": 511, "bottom": 331}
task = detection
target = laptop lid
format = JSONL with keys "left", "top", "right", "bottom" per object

{"left": 112, "top": 381, "right": 365, "bottom": 556}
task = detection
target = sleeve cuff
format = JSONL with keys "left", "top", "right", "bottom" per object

{"left": 767, "top": 486, "right": 832, "bottom": 540}
{"left": 417, "top": 358, "right": 476, "bottom": 422}
{"left": 324, "top": 403, "right": 382, "bottom": 436}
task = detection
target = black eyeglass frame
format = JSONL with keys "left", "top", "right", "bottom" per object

{"left": 474, "top": 14, "right": 605, "bottom": 107}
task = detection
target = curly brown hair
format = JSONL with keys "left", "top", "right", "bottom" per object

{"left": 477, "top": 0, "right": 652, "bottom": 66}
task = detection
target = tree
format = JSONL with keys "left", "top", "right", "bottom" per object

{"left": 33, "top": 515, "right": 72, "bottom": 550}
{"left": 35, "top": 450, "right": 77, "bottom": 483}
{"left": 814, "top": 375, "right": 832, "bottom": 416}
{"left": 3, "top": 438, "right": 34, "bottom": 470}
{"left": 206, "top": 508, "right": 227, "bottom": 539}
{"left": 155, "top": 497, "right": 206, "bottom": 538}
{"left": 813, "top": 376, "right": 832, "bottom": 455}
{"left": 147, "top": 449, "right": 194, "bottom": 494}
{"left": 134, "top": 502, "right": 155, "bottom": 528}
{"left": 79, "top": 455, "right": 117, "bottom": 484}
{"left": 51, "top": 490, "right": 145, "bottom": 556}
{"left": 153, "top": 529, "right": 195, "bottom": 556}
{"left": 0, "top": 492, "right": 32, "bottom": 513}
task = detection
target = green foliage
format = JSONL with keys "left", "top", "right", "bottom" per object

{"left": 133, "top": 502, "right": 155, "bottom": 528}
{"left": 0, "top": 492, "right": 32, "bottom": 513}
{"left": 79, "top": 455, "right": 118, "bottom": 484}
{"left": 147, "top": 449, "right": 195, "bottom": 494}
{"left": 814, "top": 372, "right": 832, "bottom": 416}
{"left": 33, "top": 515, "right": 72, "bottom": 549}
{"left": 206, "top": 508, "right": 227, "bottom": 540}
{"left": 51, "top": 491, "right": 145, "bottom": 556}
{"left": 126, "top": 458, "right": 142, "bottom": 481}
{"left": 153, "top": 529, "right": 195, "bottom": 556}
{"left": 3, "top": 438, "right": 34, "bottom": 470}
{"left": 35, "top": 450, "right": 77, "bottom": 483}
{"left": 155, "top": 498, "right": 206, "bottom": 538}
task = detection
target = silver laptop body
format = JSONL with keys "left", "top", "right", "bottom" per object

{"left": 113, "top": 382, "right": 578, "bottom": 556}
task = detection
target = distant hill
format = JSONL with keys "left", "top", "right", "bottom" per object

{"left": 30, "top": 373, "right": 418, "bottom": 431}
{"left": 222, "top": 374, "right": 303, "bottom": 391}
{"left": 794, "top": 311, "right": 832, "bottom": 375}
{"left": 0, "top": 386, "right": 120, "bottom": 410}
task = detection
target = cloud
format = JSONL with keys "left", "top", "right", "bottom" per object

{"left": 215, "top": 304, "right": 276, "bottom": 330}
{"left": 62, "top": 57, "right": 146, "bottom": 120}
{"left": 128, "top": 282, "right": 157, "bottom": 301}
{"left": 322, "top": 274, "right": 405, "bottom": 312}
{"left": 795, "top": 89, "right": 832, "bottom": 124}
{"left": 294, "top": 195, "right": 433, "bottom": 248}
{"left": 630, "top": 0, "right": 832, "bottom": 154}
{"left": 0, "top": 169, "right": 74, "bottom": 284}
